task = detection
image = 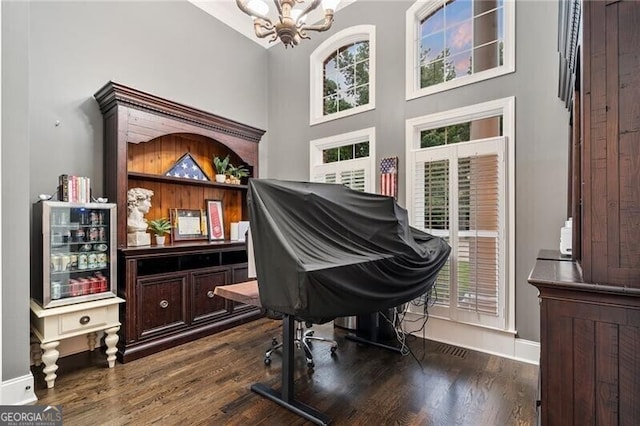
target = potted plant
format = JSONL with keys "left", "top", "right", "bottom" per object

{"left": 213, "top": 155, "right": 230, "bottom": 183}
{"left": 227, "top": 164, "right": 249, "bottom": 185}
{"left": 147, "top": 218, "right": 172, "bottom": 245}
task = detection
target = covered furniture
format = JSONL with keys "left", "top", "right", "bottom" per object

{"left": 245, "top": 179, "right": 451, "bottom": 424}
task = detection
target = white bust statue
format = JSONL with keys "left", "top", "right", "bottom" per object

{"left": 127, "top": 187, "right": 154, "bottom": 246}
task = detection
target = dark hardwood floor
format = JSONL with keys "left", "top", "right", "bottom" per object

{"left": 32, "top": 318, "right": 538, "bottom": 425}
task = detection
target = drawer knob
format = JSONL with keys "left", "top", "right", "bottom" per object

{"left": 207, "top": 290, "right": 215, "bottom": 299}
{"left": 159, "top": 300, "right": 169, "bottom": 309}
{"left": 79, "top": 315, "right": 91, "bottom": 325}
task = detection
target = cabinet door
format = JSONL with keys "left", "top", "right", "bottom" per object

{"left": 138, "top": 273, "right": 188, "bottom": 339}
{"left": 231, "top": 263, "right": 249, "bottom": 283}
{"left": 191, "top": 267, "right": 232, "bottom": 323}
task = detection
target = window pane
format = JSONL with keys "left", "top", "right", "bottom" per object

{"left": 421, "top": 7, "right": 444, "bottom": 37}
{"left": 420, "top": 32, "right": 445, "bottom": 64}
{"left": 324, "top": 74, "right": 338, "bottom": 96}
{"left": 339, "top": 145, "right": 354, "bottom": 161}
{"left": 355, "top": 61, "right": 369, "bottom": 86}
{"left": 474, "top": 9, "right": 498, "bottom": 47}
{"left": 473, "top": 41, "right": 500, "bottom": 73}
{"left": 354, "top": 142, "right": 369, "bottom": 158}
{"left": 446, "top": 122, "right": 471, "bottom": 144}
{"left": 355, "top": 85, "right": 369, "bottom": 106}
{"left": 446, "top": 0, "right": 473, "bottom": 28}
{"left": 421, "top": 59, "right": 447, "bottom": 88}
{"left": 445, "top": 20, "right": 472, "bottom": 56}
{"left": 354, "top": 41, "right": 369, "bottom": 62}
{"left": 323, "top": 95, "right": 337, "bottom": 115}
{"left": 421, "top": 127, "right": 447, "bottom": 148}
{"left": 337, "top": 90, "right": 355, "bottom": 112}
{"left": 323, "top": 148, "right": 339, "bottom": 163}
{"left": 448, "top": 51, "right": 472, "bottom": 79}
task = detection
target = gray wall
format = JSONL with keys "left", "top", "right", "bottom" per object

{"left": 2, "top": 0, "right": 31, "bottom": 382}
{"left": 1, "top": 0, "right": 267, "bottom": 383}
{"left": 266, "top": 0, "right": 569, "bottom": 341}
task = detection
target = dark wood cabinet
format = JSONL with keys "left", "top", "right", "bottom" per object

{"left": 94, "top": 82, "right": 266, "bottom": 362}
{"left": 532, "top": 1, "right": 640, "bottom": 423}
{"left": 529, "top": 253, "right": 640, "bottom": 426}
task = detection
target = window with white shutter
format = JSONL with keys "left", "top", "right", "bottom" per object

{"left": 310, "top": 127, "right": 376, "bottom": 193}
{"left": 406, "top": 98, "right": 514, "bottom": 331}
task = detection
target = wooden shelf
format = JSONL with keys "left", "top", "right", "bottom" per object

{"left": 128, "top": 171, "right": 248, "bottom": 190}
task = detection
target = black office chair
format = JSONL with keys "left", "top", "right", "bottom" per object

{"left": 264, "top": 319, "right": 337, "bottom": 368}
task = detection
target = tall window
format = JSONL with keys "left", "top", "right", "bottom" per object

{"left": 406, "top": 0, "right": 515, "bottom": 100}
{"left": 310, "top": 26, "right": 376, "bottom": 125}
{"left": 406, "top": 98, "right": 514, "bottom": 330}
{"left": 310, "top": 127, "right": 376, "bottom": 193}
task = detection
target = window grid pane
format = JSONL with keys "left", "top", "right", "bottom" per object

{"left": 323, "top": 41, "right": 370, "bottom": 116}
{"left": 419, "top": 0, "right": 505, "bottom": 89}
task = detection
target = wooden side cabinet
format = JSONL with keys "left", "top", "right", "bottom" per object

{"left": 528, "top": 252, "right": 640, "bottom": 425}
{"left": 118, "top": 244, "right": 262, "bottom": 362}
{"left": 30, "top": 297, "right": 125, "bottom": 388}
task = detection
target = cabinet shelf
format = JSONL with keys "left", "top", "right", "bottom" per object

{"left": 128, "top": 171, "right": 248, "bottom": 190}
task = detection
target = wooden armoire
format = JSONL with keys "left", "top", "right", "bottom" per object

{"left": 529, "top": 1, "right": 640, "bottom": 424}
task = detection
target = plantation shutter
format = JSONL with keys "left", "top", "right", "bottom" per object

{"left": 414, "top": 158, "right": 451, "bottom": 306}
{"left": 410, "top": 136, "right": 506, "bottom": 328}
{"left": 457, "top": 154, "right": 500, "bottom": 316}
{"left": 340, "top": 169, "right": 366, "bottom": 192}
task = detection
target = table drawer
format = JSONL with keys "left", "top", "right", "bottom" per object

{"left": 59, "top": 306, "right": 108, "bottom": 335}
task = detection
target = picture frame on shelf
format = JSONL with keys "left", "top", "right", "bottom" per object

{"left": 170, "top": 209, "right": 208, "bottom": 242}
{"left": 206, "top": 200, "right": 225, "bottom": 241}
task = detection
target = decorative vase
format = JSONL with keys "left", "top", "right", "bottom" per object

{"left": 215, "top": 174, "right": 226, "bottom": 183}
{"left": 155, "top": 235, "right": 166, "bottom": 245}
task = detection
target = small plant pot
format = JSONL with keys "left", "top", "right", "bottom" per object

{"left": 215, "top": 174, "right": 226, "bottom": 183}
{"left": 155, "top": 235, "right": 166, "bottom": 245}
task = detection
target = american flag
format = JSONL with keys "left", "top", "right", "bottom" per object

{"left": 380, "top": 157, "right": 398, "bottom": 200}
{"left": 165, "top": 153, "right": 210, "bottom": 181}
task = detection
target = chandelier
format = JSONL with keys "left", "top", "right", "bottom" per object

{"left": 236, "top": 0, "right": 341, "bottom": 48}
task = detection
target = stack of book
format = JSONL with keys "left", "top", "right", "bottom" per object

{"left": 58, "top": 174, "right": 91, "bottom": 203}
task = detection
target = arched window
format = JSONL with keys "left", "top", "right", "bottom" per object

{"left": 406, "top": 0, "right": 515, "bottom": 100}
{"left": 310, "top": 25, "right": 375, "bottom": 125}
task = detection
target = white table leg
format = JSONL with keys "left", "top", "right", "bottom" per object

{"left": 40, "top": 341, "right": 60, "bottom": 389}
{"left": 87, "top": 332, "right": 98, "bottom": 351}
{"left": 104, "top": 326, "right": 120, "bottom": 368}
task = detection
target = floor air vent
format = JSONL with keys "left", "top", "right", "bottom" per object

{"left": 436, "top": 343, "right": 469, "bottom": 359}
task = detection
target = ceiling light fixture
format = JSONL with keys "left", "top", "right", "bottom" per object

{"left": 236, "top": 0, "right": 341, "bottom": 48}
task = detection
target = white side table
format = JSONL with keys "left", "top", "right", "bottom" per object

{"left": 30, "top": 297, "right": 125, "bottom": 389}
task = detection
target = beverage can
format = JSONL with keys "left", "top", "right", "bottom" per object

{"left": 78, "top": 253, "right": 88, "bottom": 270}
{"left": 51, "top": 281, "right": 62, "bottom": 300}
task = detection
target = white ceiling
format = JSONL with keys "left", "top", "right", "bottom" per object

{"left": 189, "top": 0, "right": 358, "bottom": 49}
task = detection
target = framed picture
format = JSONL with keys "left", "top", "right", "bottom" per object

{"left": 206, "top": 200, "right": 225, "bottom": 241}
{"left": 170, "top": 209, "right": 208, "bottom": 242}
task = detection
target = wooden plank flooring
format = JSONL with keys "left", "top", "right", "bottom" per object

{"left": 32, "top": 318, "right": 538, "bottom": 425}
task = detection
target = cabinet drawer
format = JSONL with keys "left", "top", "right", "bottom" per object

{"left": 59, "top": 306, "right": 109, "bottom": 335}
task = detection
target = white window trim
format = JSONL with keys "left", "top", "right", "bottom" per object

{"left": 309, "top": 127, "right": 376, "bottom": 193}
{"left": 310, "top": 25, "right": 376, "bottom": 126}
{"left": 405, "top": 0, "right": 516, "bottom": 101}
{"left": 405, "top": 96, "right": 515, "bottom": 333}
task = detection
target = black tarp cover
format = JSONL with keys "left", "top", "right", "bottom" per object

{"left": 247, "top": 179, "right": 451, "bottom": 322}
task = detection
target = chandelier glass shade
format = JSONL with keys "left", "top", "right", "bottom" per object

{"left": 236, "top": 0, "right": 341, "bottom": 48}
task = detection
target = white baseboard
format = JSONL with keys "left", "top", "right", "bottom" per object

{"left": 1, "top": 373, "right": 36, "bottom": 405}
{"left": 403, "top": 313, "right": 539, "bottom": 365}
